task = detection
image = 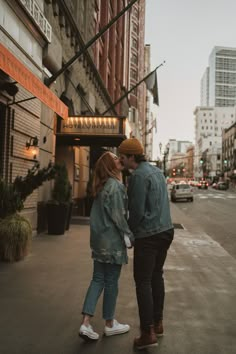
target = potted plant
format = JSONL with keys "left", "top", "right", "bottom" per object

{"left": 47, "top": 163, "right": 72, "bottom": 235}
{"left": 0, "top": 162, "right": 56, "bottom": 262}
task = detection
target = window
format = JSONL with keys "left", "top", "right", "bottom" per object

{"left": 132, "top": 22, "right": 138, "bottom": 33}
{"left": 131, "top": 69, "right": 137, "bottom": 80}
{"left": 131, "top": 54, "right": 138, "bottom": 64}
{"left": 132, "top": 37, "right": 138, "bottom": 49}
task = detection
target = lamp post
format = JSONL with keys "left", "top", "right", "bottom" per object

{"left": 159, "top": 142, "right": 169, "bottom": 177}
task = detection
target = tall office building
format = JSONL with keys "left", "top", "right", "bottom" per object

{"left": 201, "top": 46, "right": 236, "bottom": 107}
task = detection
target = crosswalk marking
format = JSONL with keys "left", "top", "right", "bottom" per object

{"left": 195, "top": 193, "right": 236, "bottom": 200}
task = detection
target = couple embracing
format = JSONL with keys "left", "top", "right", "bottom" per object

{"left": 79, "top": 138, "right": 174, "bottom": 350}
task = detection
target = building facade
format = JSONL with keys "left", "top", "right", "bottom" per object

{"left": 127, "top": 0, "right": 146, "bottom": 142}
{"left": 0, "top": 0, "right": 146, "bottom": 231}
{"left": 222, "top": 122, "right": 236, "bottom": 184}
{"left": 201, "top": 46, "right": 236, "bottom": 107}
{"left": 194, "top": 106, "right": 236, "bottom": 178}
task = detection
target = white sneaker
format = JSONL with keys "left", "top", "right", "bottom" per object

{"left": 104, "top": 319, "right": 130, "bottom": 336}
{"left": 79, "top": 324, "right": 99, "bottom": 341}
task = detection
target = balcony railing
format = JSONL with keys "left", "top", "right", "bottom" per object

{"left": 18, "top": 0, "right": 52, "bottom": 42}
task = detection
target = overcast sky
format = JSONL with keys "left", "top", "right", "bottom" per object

{"left": 145, "top": 0, "right": 236, "bottom": 159}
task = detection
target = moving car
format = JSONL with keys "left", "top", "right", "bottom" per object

{"left": 198, "top": 181, "right": 208, "bottom": 189}
{"left": 216, "top": 182, "right": 228, "bottom": 190}
{"left": 170, "top": 183, "right": 194, "bottom": 202}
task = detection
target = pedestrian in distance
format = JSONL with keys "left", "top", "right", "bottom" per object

{"left": 118, "top": 138, "right": 174, "bottom": 350}
{"left": 79, "top": 151, "right": 134, "bottom": 341}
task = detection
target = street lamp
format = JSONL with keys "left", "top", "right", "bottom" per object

{"left": 163, "top": 143, "right": 170, "bottom": 177}
{"left": 158, "top": 142, "right": 169, "bottom": 177}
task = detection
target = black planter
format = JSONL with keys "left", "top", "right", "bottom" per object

{"left": 65, "top": 202, "right": 73, "bottom": 231}
{"left": 47, "top": 203, "right": 68, "bottom": 235}
{"left": 37, "top": 201, "right": 47, "bottom": 233}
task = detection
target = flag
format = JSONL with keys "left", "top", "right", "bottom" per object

{"left": 152, "top": 118, "right": 157, "bottom": 133}
{"left": 145, "top": 70, "right": 159, "bottom": 106}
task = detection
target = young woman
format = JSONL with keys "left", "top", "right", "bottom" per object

{"left": 79, "top": 151, "right": 133, "bottom": 341}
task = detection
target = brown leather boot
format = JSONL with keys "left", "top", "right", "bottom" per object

{"left": 154, "top": 320, "right": 164, "bottom": 337}
{"left": 134, "top": 325, "right": 158, "bottom": 350}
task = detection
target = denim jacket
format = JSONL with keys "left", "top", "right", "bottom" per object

{"left": 127, "top": 162, "right": 173, "bottom": 238}
{"left": 90, "top": 177, "right": 134, "bottom": 265}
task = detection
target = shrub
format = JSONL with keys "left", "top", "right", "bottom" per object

{"left": 0, "top": 214, "right": 32, "bottom": 262}
{"left": 0, "top": 162, "right": 56, "bottom": 219}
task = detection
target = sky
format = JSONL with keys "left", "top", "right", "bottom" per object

{"left": 145, "top": 0, "right": 236, "bottom": 159}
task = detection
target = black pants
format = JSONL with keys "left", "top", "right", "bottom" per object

{"left": 133, "top": 230, "right": 174, "bottom": 330}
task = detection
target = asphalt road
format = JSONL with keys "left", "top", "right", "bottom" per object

{"left": 170, "top": 186, "right": 236, "bottom": 259}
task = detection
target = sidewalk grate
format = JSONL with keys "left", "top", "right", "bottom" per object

{"left": 173, "top": 223, "right": 184, "bottom": 229}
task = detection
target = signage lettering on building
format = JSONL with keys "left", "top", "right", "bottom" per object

{"left": 62, "top": 116, "right": 122, "bottom": 135}
{"left": 0, "top": 43, "right": 68, "bottom": 119}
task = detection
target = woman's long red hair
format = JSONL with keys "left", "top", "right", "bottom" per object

{"left": 92, "top": 152, "right": 121, "bottom": 197}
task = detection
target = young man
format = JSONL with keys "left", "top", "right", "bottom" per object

{"left": 118, "top": 138, "right": 174, "bottom": 350}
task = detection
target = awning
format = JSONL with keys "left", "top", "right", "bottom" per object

{"left": 56, "top": 133, "right": 126, "bottom": 147}
{"left": 57, "top": 115, "right": 127, "bottom": 147}
{"left": 0, "top": 43, "right": 68, "bottom": 119}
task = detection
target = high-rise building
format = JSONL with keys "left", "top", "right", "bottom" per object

{"left": 194, "top": 106, "right": 236, "bottom": 178}
{"left": 201, "top": 46, "right": 236, "bottom": 107}
{"left": 200, "top": 67, "right": 209, "bottom": 106}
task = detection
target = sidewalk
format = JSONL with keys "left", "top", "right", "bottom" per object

{"left": 0, "top": 205, "right": 236, "bottom": 354}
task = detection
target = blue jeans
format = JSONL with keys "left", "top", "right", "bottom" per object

{"left": 133, "top": 230, "right": 174, "bottom": 330}
{"left": 82, "top": 260, "right": 122, "bottom": 320}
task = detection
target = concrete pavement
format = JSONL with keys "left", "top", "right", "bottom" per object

{"left": 0, "top": 204, "right": 236, "bottom": 354}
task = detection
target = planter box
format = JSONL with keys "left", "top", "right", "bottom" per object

{"left": 47, "top": 203, "right": 68, "bottom": 235}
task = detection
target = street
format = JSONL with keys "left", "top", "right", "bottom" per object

{"left": 1, "top": 202, "right": 236, "bottom": 354}
{"left": 170, "top": 187, "right": 236, "bottom": 259}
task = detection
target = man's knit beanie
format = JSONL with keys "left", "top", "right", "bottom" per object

{"left": 118, "top": 138, "right": 144, "bottom": 155}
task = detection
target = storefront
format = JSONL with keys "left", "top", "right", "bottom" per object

{"left": 0, "top": 42, "right": 68, "bottom": 230}
{"left": 55, "top": 114, "right": 127, "bottom": 215}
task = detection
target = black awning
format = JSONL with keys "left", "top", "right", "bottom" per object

{"left": 56, "top": 133, "right": 126, "bottom": 147}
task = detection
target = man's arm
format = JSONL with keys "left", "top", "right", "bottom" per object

{"left": 128, "top": 174, "right": 146, "bottom": 232}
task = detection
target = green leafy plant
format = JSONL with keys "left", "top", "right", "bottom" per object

{"left": 51, "top": 163, "right": 72, "bottom": 204}
{"left": 0, "top": 162, "right": 57, "bottom": 262}
{"left": 0, "top": 162, "right": 56, "bottom": 219}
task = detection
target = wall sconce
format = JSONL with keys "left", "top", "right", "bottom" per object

{"left": 26, "top": 136, "right": 39, "bottom": 160}
{"left": 26, "top": 136, "right": 38, "bottom": 150}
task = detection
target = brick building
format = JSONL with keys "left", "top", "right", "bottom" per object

{"left": 0, "top": 0, "right": 145, "bottom": 230}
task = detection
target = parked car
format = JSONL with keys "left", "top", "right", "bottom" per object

{"left": 170, "top": 183, "right": 194, "bottom": 202}
{"left": 198, "top": 181, "right": 208, "bottom": 189}
{"left": 216, "top": 182, "right": 228, "bottom": 190}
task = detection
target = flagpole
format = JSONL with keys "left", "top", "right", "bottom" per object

{"left": 102, "top": 61, "right": 165, "bottom": 115}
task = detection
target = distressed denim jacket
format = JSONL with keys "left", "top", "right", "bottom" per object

{"left": 90, "top": 177, "right": 134, "bottom": 265}
{"left": 128, "top": 162, "right": 173, "bottom": 238}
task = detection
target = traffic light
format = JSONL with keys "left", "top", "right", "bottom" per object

{"left": 200, "top": 159, "right": 204, "bottom": 164}
{"left": 172, "top": 168, "right": 176, "bottom": 176}
{"left": 224, "top": 159, "right": 227, "bottom": 165}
